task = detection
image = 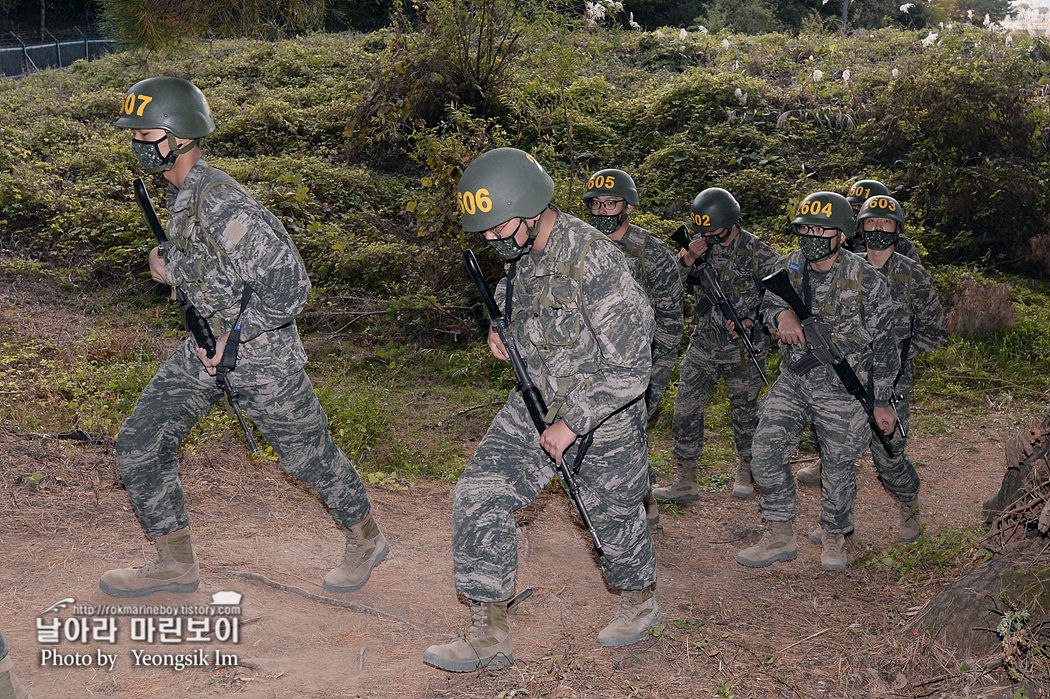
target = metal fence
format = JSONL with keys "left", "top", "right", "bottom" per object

{"left": 0, "top": 29, "right": 115, "bottom": 77}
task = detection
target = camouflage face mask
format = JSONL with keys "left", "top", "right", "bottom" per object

{"left": 863, "top": 229, "right": 897, "bottom": 251}
{"left": 131, "top": 134, "right": 179, "bottom": 174}
{"left": 797, "top": 233, "right": 838, "bottom": 262}
{"left": 487, "top": 221, "right": 532, "bottom": 261}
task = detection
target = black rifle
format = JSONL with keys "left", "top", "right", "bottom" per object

{"left": 672, "top": 226, "right": 768, "bottom": 385}
{"left": 464, "top": 249, "right": 603, "bottom": 557}
{"left": 133, "top": 178, "right": 259, "bottom": 453}
{"left": 761, "top": 268, "right": 895, "bottom": 456}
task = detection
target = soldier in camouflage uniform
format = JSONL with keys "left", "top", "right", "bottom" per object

{"left": 653, "top": 188, "right": 778, "bottom": 504}
{"left": 842, "top": 195, "right": 946, "bottom": 541}
{"left": 737, "top": 192, "right": 899, "bottom": 572}
{"left": 423, "top": 148, "right": 659, "bottom": 673}
{"left": 0, "top": 632, "right": 32, "bottom": 699}
{"left": 581, "top": 169, "right": 684, "bottom": 525}
{"left": 100, "top": 77, "right": 387, "bottom": 598}
{"left": 797, "top": 180, "right": 923, "bottom": 485}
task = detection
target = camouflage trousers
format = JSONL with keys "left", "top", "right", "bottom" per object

{"left": 116, "top": 344, "right": 372, "bottom": 539}
{"left": 644, "top": 347, "right": 678, "bottom": 420}
{"left": 453, "top": 391, "right": 656, "bottom": 602}
{"left": 0, "top": 631, "right": 6, "bottom": 661}
{"left": 751, "top": 366, "right": 870, "bottom": 534}
{"left": 869, "top": 363, "right": 920, "bottom": 502}
{"left": 672, "top": 337, "right": 767, "bottom": 463}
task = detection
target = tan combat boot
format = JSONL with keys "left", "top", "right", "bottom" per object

{"left": 736, "top": 520, "right": 797, "bottom": 567}
{"left": 99, "top": 528, "right": 199, "bottom": 597}
{"left": 821, "top": 530, "right": 847, "bottom": 571}
{"left": 642, "top": 488, "right": 660, "bottom": 528}
{"left": 652, "top": 460, "right": 699, "bottom": 504}
{"left": 323, "top": 514, "right": 389, "bottom": 593}
{"left": 0, "top": 655, "right": 33, "bottom": 699}
{"left": 423, "top": 601, "right": 513, "bottom": 672}
{"left": 731, "top": 458, "right": 755, "bottom": 499}
{"left": 796, "top": 459, "right": 821, "bottom": 484}
{"left": 899, "top": 496, "right": 922, "bottom": 542}
{"left": 598, "top": 587, "right": 662, "bottom": 647}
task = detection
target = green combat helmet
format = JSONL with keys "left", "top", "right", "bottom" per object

{"left": 846, "top": 179, "right": 890, "bottom": 211}
{"left": 116, "top": 77, "right": 216, "bottom": 173}
{"left": 855, "top": 195, "right": 905, "bottom": 250}
{"left": 792, "top": 191, "right": 855, "bottom": 234}
{"left": 689, "top": 187, "right": 741, "bottom": 236}
{"left": 457, "top": 148, "right": 554, "bottom": 233}
{"left": 582, "top": 169, "right": 640, "bottom": 207}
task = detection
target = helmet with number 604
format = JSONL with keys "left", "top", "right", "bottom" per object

{"left": 457, "top": 148, "right": 554, "bottom": 233}
{"left": 856, "top": 195, "right": 905, "bottom": 234}
{"left": 792, "top": 192, "right": 855, "bottom": 234}
{"left": 846, "top": 179, "right": 890, "bottom": 207}
{"left": 115, "top": 77, "right": 216, "bottom": 138}
{"left": 582, "top": 169, "right": 640, "bottom": 207}
{"left": 689, "top": 187, "right": 740, "bottom": 234}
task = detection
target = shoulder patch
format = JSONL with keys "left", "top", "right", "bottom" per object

{"left": 222, "top": 220, "right": 248, "bottom": 246}
{"left": 787, "top": 260, "right": 801, "bottom": 272}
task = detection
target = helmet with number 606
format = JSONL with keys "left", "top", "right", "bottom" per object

{"left": 689, "top": 187, "right": 740, "bottom": 234}
{"left": 582, "top": 169, "right": 640, "bottom": 207}
{"left": 792, "top": 192, "right": 855, "bottom": 234}
{"left": 846, "top": 179, "right": 890, "bottom": 208}
{"left": 115, "top": 77, "right": 215, "bottom": 138}
{"left": 457, "top": 148, "right": 554, "bottom": 232}
{"left": 855, "top": 195, "right": 905, "bottom": 234}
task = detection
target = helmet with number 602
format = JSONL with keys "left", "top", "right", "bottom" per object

{"left": 846, "top": 179, "right": 890, "bottom": 207}
{"left": 582, "top": 169, "right": 640, "bottom": 207}
{"left": 856, "top": 195, "right": 905, "bottom": 234}
{"left": 115, "top": 77, "right": 216, "bottom": 138}
{"left": 457, "top": 148, "right": 554, "bottom": 233}
{"left": 792, "top": 192, "right": 854, "bottom": 234}
{"left": 689, "top": 187, "right": 741, "bottom": 234}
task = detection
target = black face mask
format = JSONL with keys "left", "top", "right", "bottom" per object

{"left": 797, "top": 234, "right": 838, "bottom": 262}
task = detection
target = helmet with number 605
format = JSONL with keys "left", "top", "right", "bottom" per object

{"left": 457, "top": 148, "right": 554, "bottom": 233}
{"left": 115, "top": 77, "right": 216, "bottom": 138}
{"left": 689, "top": 187, "right": 740, "bottom": 234}
{"left": 855, "top": 195, "right": 905, "bottom": 234}
{"left": 582, "top": 169, "right": 640, "bottom": 207}
{"left": 846, "top": 179, "right": 890, "bottom": 207}
{"left": 792, "top": 192, "right": 855, "bottom": 234}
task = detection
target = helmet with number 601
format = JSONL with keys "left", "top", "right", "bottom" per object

{"left": 457, "top": 148, "right": 554, "bottom": 232}
{"left": 792, "top": 192, "right": 854, "bottom": 234}
{"left": 582, "top": 169, "right": 640, "bottom": 207}
{"left": 115, "top": 77, "right": 216, "bottom": 138}
{"left": 689, "top": 187, "right": 740, "bottom": 234}
{"left": 856, "top": 195, "right": 905, "bottom": 233}
{"left": 846, "top": 179, "right": 890, "bottom": 207}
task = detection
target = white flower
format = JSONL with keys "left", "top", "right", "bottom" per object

{"left": 892, "top": 68, "right": 899, "bottom": 78}
{"left": 983, "top": 13, "right": 991, "bottom": 27}
{"left": 921, "top": 32, "right": 938, "bottom": 47}
{"left": 734, "top": 87, "right": 748, "bottom": 105}
{"left": 813, "top": 69, "right": 824, "bottom": 82}
{"left": 697, "top": 25, "right": 709, "bottom": 34}
{"left": 808, "top": 54, "right": 814, "bottom": 61}
{"left": 900, "top": 3, "right": 914, "bottom": 12}
{"left": 967, "top": 9, "right": 973, "bottom": 19}
{"left": 721, "top": 38, "right": 730, "bottom": 49}
{"left": 628, "top": 11, "right": 641, "bottom": 30}
{"left": 842, "top": 69, "right": 851, "bottom": 83}
{"left": 679, "top": 28, "right": 688, "bottom": 40}
{"left": 1006, "top": 34, "right": 1013, "bottom": 45}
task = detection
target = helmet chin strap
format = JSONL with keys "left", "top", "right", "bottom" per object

{"left": 166, "top": 134, "right": 198, "bottom": 156}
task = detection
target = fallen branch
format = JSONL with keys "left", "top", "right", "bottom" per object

{"left": 201, "top": 564, "right": 420, "bottom": 630}
{"left": 778, "top": 627, "right": 831, "bottom": 653}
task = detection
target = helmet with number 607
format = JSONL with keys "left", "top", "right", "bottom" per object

{"left": 846, "top": 179, "right": 890, "bottom": 208}
{"left": 115, "top": 77, "right": 216, "bottom": 138}
{"left": 855, "top": 195, "right": 905, "bottom": 233}
{"left": 792, "top": 192, "right": 854, "bottom": 234}
{"left": 457, "top": 148, "right": 554, "bottom": 232}
{"left": 689, "top": 187, "right": 740, "bottom": 234}
{"left": 582, "top": 169, "right": 640, "bottom": 207}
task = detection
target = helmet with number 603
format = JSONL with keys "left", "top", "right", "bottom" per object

{"left": 115, "top": 77, "right": 216, "bottom": 138}
{"left": 855, "top": 195, "right": 905, "bottom": 250}
{"left": 792, "top": 192, "right": 855, "bottom": 234}
{"left": 457, "top": 148, "right": 554, "bottom": 233}
{"left": 582, "top": 169, "right": 640, "bottom": 207}
{"left": 846, "top": 179, "right": 890, "bottom": 208}
{"left": 689, "top": 187, "right": 741, "bottom": 234}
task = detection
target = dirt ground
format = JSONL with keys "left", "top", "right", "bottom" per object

{"left": 0, "top": 277, "right": 1035, "bottom": 699}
